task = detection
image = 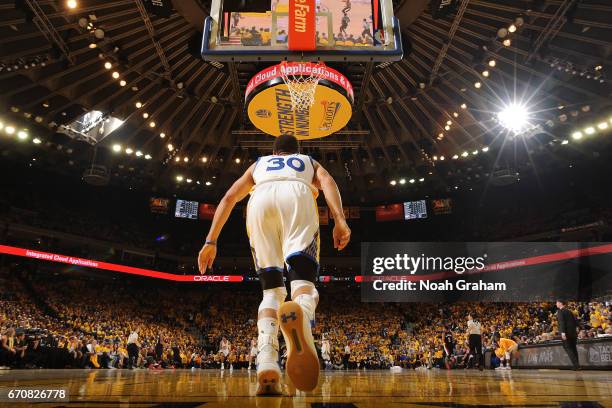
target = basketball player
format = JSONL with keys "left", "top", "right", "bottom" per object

{"left": 443, "top": 327, "right": 455, "bottom": 370}
{"left": 341, "top": 0, "right": 351, "bottom": 14}
{"left": 339, "top": 12, "right": 350, "bottom": 39}
{"left": 219, "top": 337, "right": 230, "bottom": 370}
{"left": 198, "top": 135, "right": 351, "bottom": 395}
{"left": 494, "top": 337, "right": 519, "bottom": 370}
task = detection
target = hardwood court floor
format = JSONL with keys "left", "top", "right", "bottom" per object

{"left": 0, "top": 368, "right": 610, "bottom": 407}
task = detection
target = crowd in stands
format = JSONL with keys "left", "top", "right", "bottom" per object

{"left": 1, "top": 266, "right": 610, "bottom": 371}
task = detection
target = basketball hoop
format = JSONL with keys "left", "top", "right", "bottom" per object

{"left": 279, "top": 61, "right": 326, "bottom": 111}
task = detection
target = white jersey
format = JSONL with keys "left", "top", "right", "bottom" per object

{"left": 247, "top": 153, "right": 320, "bottom": 273}
{"left": 252, "top": 154, "right": 316, "bottom": 192}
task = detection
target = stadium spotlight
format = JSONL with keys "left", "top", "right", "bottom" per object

{"left": 201, "top": 156, "right": 208, "bottom": 163}
{"left": 452, "top": 154, "right": 459, "bottom": 159}
{"left": 498, "top": 103, "right": 529, "bottom": 134}
{"left": 112, "top": 71, "right": 120, "bottom": 79}
{"left": 149, "top": 121, "right": 156, "bottom": 128}
{"left": 461, "top": 103, "right": 467, "bottom": 109}
{"left": 419, "top": 178, "right": 425, "bottom": 182}
{"left": 461, "top": 151, "right": 469, "bottom": 157}
{"left": 112, "top": 144, "right": 122, "bottom": 152}
{"left": 508, "top": 24, "right": 517, "bottom": 33}
{"left": 235, "top": 157, "right": 241, "bottom": 164}
{"left": 390, "top": 180, "right": 397, "bottom": 186}
{"left": 571, "top": 131, "right": 583, "bottom": 140}
{"left": 474, "top": 82, "right": 482, "bottom": 89}
{"left": 33, "top": 137, "right": 42, "bottom": 144}
{"left": 125, "top": 148, "right": 133, "bottom": 154}
{"left": 145, "top": 154, "right": 152, "bottom": 160}
{"left": 584, "top": 127, "right": 595, "bottom": 135}
{"left": 17, "top": 130, "right": 28, "bottom": 140}
{"left": 176, "top": 175, "right": 184, "bottom": 182}
{"left": 5, "top": 125, "right": 15, "bottom": 135}
{"left": 409, "top": 179, "right": 415, "bottom": 184}
{"left": 143, "top": 113, "right": 149, "bottom": 119}
{"left": 167, "top": 144, "right": 174, "bottom": 151}
{"left": 503, "top": 39, "right": 511, "bottom": 47}
{"left": 104, "top": 62, "right": 112, "bottom": 70}
{"left": 66, "top": 0, "right": 77, "bottom": 9}
{"left": 597, "top": 122, "right": 608, "bottom": 130}
{"left": 561, "top": 140, "right": 569, "bottom": 145}
{"left": 482, "top": 147, "right": 489, "bottom": 152}
{"left": 205, "top": 181, "right": 212, "bottom": 186}
{"left": 482, "top": 70, "right": 490, "bottom": 77}
{"left": 399, "top": 178, "right": 406, "bottom": 185}
{"left": 186, "top": 178, "right": 192, "bottom": 183}
{"left": 159, "top": 132, "right": 166, "bottom": 138}
{"left": 135, "top": 151, "right": 143, "bottom": 157}
{"left": 488, "top": 59, "right": 496, "bottom": 67}
{"left": 135, "top": 102, "right": 143, "bottom": 108}
{"left": 444, "top": 125, "right": 450, "bottom": 131}
{"left": 119, "top": 80, "right": 127, "bottom": 87}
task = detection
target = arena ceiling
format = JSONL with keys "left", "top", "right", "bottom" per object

{"left": 0, "top": 0, "right": 610, "bottom": 204}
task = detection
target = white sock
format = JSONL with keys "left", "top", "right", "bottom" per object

{"left": 294, "top": 293, "right": 316, "bottom": 325}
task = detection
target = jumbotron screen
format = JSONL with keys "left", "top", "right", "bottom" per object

{"left": 403, "top": 200, "right": 427, "bottom": 220}
{"left": 174, "top": 199, "right": 199, "bottom": 219}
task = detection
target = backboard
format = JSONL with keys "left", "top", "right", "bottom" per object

{"left": 202, "top": 0, "right": 402, "bottom": 62}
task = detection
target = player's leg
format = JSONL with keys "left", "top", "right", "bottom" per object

{"left": 277, "top": 186, "right": 321, "bottom": 391}
{"left": 246, "top": 193, "right": 286, "bottom": 395}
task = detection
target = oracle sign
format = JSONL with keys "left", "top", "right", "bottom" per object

{"left": 0, "top": 244, "right": 243, "bottom": 283}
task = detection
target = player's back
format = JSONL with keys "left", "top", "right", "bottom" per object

{"left": 252, "top": 154, "right": 315, "bottom": 189}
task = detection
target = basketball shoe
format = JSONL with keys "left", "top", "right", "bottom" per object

{"left": 255, "top": 334, "right": 282, "bottom": 395}
{"left": 278, "top": 301, "right": 319, "bottom": 391}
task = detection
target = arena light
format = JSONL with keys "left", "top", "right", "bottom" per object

{"left": 561, "top": 140, "right": 569, "bottom": 145}
{"left": 17, "top": 130, "right": 28, "bottom": 140}
{"left": 175, "top": 157, "right": 181, "bottom": 162}
{"left": 149, "top": 121, "right": 156, "bottom": 128}
{"left": 104, "top": 62, "right": 112, "bottom": 69}
{"left": 508, "top": 24, "right": 517, "bottom": 33}
{"left": 33, "top": 137, "right": 42, "bottom": 144}
{"left": 390, "top": 180, "right": 397, "bottom": 186}
{"left": 143, "top": 113, "right": 149, "bottom": 119}
{"left": 145, "top": 154, "right": 152, "bottom": 160}
{"left": 461, "top": 151, "right": 469, "bottom": 157}
{"left": 399, "top": 178, "right": 406, "bottom": 185}
{"left": 135, "top": 102, "right": 142, "bottom": 108}
{"left": 597, "top": 122, "right": 608, "bottom": 130}
{"left": 112, "top": 144, "right": 121, "bottom": 152}
{"left": 167, "top": 143, "right": 174, "bottom": 151}
{"left": 453, "top": 112, "right": 459, "bottom": 118}
{"left": 159, "top": 132, "right": 166, "bottom": 138}
{"left": 235, "top": 157, "right": 241, "bottom": 164}
{"left": 498, "top": 103, "right": 530, "bottom": 134}
{"left": 472, "top": 150, "right": 479, "bottom": 155}
{"left": 503, "top": 39, "right": 512, "bottom": 47}
{"left": 488, "top": 59, "right": 496, "bottom": 67}
{"left": 572, "top": 131, "right": 583, "bottom": 140}
{"left": 186, "top": 178, "right": 192, "bottom": 183}
{"left": 474, "top": 82, "right": 482, "bottom": 89}
{"left": 112, "top": 71, "right": 120, "bottom": 79}
{"left": 409, "top": 178, "right": 415, "bottom": 184}
{"left": 446, "top": 120, "right": 452, "bottom": 126}
{"left": 176, "top": 175, "right": 184, "bottom": 182}
{"left": 584, "top": 127, "right": 595, "bottom": 135}
{"left": 444, "top": 125, "right": 450, "bottom": 131}
{"left": 135, "top": 151, "right": 143, "bottom": 157}
{"left": 482, "top": 70, "right": 490, "bottom": 77}
{"left": 482, "top": 146, "right": 489, "bottom": 152}
{"left": 461, "top": 103, "right": 467, "bottom": 109}
{"left": 66, "top": 0, "right": 77, "bottom": 9}
{"left": 452, "top": 154, "right": 459, "bottom": 159}
{"left": 125, "top": 148, "right": 133, "bottom": 154}
{"left": 119, "top": 80, "right": 127, "bottom": 87}
{"left": 440, "top": 156, "right": 445, "bottom": 161}
{"left": 419, "top": 178, "right": 425, "bottom": 182}
{"left": 5, "top": 125, "right": 15, "bottom": 135}
{"left": 205, "top": 181, "right": 212, "bottom": 186}
{"left": 201, "top": 156, "right": 208, "bottom": 163}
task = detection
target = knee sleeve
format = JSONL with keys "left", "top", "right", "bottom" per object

{"left": 286, "top": 255, "right": 318, "bottom": 283}
{"left": 258, "top": 286, "right": 287, "bottom": 313}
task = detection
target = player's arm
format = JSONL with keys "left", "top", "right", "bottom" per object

{"left": 312, "top": 161, "right": 351, "bottom": 250}
{"left": 198, "top": 164, "right": 256, "bottom": 273}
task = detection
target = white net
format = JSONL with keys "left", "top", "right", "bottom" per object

{"left": 279, "top": 62, "right": 326, "bottom": 112}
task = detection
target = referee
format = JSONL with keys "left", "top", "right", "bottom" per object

{"left": 467, "top": 314, "right": 483, "bottom": 370}
{"left": 127, "top": 329, "right": 140, "bottom": 369}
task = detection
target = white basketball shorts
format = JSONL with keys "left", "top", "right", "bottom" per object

{"left": 246, "top": 180, "right": 320, "bottom": 275}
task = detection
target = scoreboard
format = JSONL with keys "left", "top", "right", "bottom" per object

{"left": 175, "top": 200, "right": 199, "bottom": 220}
{"left": 403, "top": 200, "right": 428, "bottom": 220}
